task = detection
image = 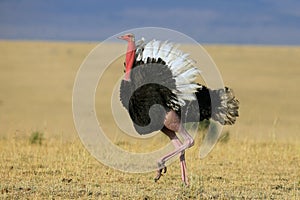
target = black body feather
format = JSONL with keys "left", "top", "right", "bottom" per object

{"left": 120, "top": 63, "right": 178, "bottom": 134}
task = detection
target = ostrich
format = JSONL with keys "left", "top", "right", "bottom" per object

{"left": 118, "top": 33, "right": 239, "bottom": 185}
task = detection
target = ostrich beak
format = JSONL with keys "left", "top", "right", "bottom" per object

{"left": 117, "top": 35, "right": 125, "bottom": 40}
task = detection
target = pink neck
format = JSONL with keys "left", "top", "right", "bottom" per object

{"left": 125, "top": 40, "right": 136, "bottom": 81}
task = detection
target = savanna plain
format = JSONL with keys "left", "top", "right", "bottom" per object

{"left": 0, "top": 40, "right": 299, "bottom": 199}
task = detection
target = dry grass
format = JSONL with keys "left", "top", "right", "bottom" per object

{"left": 0, "top": 135, "right": 299, "bottom": 199}
{"left": 0, "top": 40, "right": 300, "bottom": 199}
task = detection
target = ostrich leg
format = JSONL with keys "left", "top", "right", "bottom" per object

{"left": 155, "top": 111, "right": 194, "bottom": 185}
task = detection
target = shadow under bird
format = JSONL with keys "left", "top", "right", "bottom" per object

{"left": 118, "top": 33, "right": 239, "bottom": 185}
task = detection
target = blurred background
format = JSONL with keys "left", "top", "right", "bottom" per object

{"left": 1, "top": 0, "right": 300, "bottom": 45}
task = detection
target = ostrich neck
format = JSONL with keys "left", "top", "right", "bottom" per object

{"left": 125, "top": 40, "right": 136, "bottom": 81}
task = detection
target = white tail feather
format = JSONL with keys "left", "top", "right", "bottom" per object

{"left": 139, "top": 39, "right": 201, "bottom": 105}
{"left": 163, "top": 42, "right": 176, "bottom": 59}
{"left": 142, "top": 40, "right": 154, "bottom": 62}
{"left": 135, "top": 37, "right": 146, "bottom": 61}
{"left": 176, "top": 67, "right": 200, "bottom": 83}
{"left": 156, "top": 41, "right": 169, "bottom": 59}
{"left": 152, "top": 40, "right": 161, "bottom": 59}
